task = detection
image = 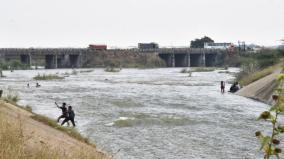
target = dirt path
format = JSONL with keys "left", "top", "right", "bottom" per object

{"left": 236, "top": 68, "right": 283, "bottom": 104}
{"left": 0, "top": 101, "right": 111, "bottom": 159}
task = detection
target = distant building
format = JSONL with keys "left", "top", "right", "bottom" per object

{"left": 204, "top": 42, "right": 233, "bottom": 50}
{"left": 245, "top": 44, "right": 262, "bottom": 52}
{"left": 138, "top": 43, "right": 159, "bottom": 50}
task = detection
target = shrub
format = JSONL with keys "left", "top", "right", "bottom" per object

{"left": 255, "top": 74, "right": 284, "bottom": 158}
{"left": 191, "top": 67, "right": 215, "bottom": 72}
{"left": 0, "top": 60, "right": 30, "bottom": 70}
{"left": 33, "top": 74, "right": 64, "bottom": 80}
{"left": 104, "top": 67, "right": 120, "bottom": 72}
{"left": 180, "top": 68, "right": 191, "bottom": 73}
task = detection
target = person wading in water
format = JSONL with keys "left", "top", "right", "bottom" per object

{"left": 220, "top": 81, "right": 225, "bottom": 93}
{"left": 61, "top": 106, "right": 76, "bottom": 127}
{"left": 55, "top": 102, "right": 68, "bottom": 123}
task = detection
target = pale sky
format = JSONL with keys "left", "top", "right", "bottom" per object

{"left": 0, "top": 0, "right": 283, "bottom": 48}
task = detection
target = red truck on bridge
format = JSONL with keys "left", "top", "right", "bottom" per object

{"left": 88, "top": 44, "right": 107, "bottom": 50}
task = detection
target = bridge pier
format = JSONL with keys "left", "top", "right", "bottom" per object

{"left": 69, "top": 54, "right": 81, "bottom": 68}
{"left": 45, "top": 55, "right": 57, "bottom": 69}
{"left": 186, "top": 53, "right": 191, "bottom": 67}
{"left": 189, "top": 54, "right": 202, "bottom": 67}
{"left": 205, "top": 54, "right": 217, "bottom": 67}
{"left": 20, "top": 54, "right": 31, "bottom": 65}
{"left": 171, "top": 54, "right": 175, "bottom": 67}
{"left": 175, "top": 54, "right": 188, "bottom": 67}
{"left": 202, "top": 52, "right": 206, "bottom": 67}
{"left": 158, "top": 54, "right": 173, "bottom": 67}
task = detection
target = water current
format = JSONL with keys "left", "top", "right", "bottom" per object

{"left": 0, "top": 68, "right": 272, "bottom": 159}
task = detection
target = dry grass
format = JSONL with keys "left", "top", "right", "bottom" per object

{"left": 1, "top": 89, "right": 20, "bottom": 105}
{"left": 239, "top": 62, "right": 284, "bottom": 86}
{"left": 0, "top": 103, "right": 106, "bottom": 159}
{"left": 31, "top": 114, "right": 91, "bottom": 145}
{"left": 0, "top": 112, "right": 62, "bottom": 159}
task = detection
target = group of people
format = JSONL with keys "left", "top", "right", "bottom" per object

{"left": 27, "top": 82, "right": 41, "bottom": 88}
{"left": 220, "top": 81, "right": 240, "bottom": 93}
{"left": 55, "top": 102, "right": 76, "bottom": 127}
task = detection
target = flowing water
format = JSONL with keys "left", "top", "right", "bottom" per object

{"left": 0, "top": 68, "right": 272, "bottom": 159}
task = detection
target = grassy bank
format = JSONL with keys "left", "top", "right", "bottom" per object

{"left": 30, "top": 114, "right": 90, "bottom": 144}
{"left": 0, "top": 92, "right": 91, "bottom": 145}
{"left": 236, "top": 49, "right": 284, "bottom": 86}
{"left": 0, "top": 90, "right": 106, "bottom": 159}
{"left": 0, "top": 111, "right": 62, "bottom": 159}
{"left": 237, "top": 60, "right": 284, "bottom": 86}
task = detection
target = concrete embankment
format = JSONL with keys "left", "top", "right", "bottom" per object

{"left": 0, "top": 100, "right": 110, "bottom": 159}
{"left": 236, "top": 68, "right": 283, "bottom": 104}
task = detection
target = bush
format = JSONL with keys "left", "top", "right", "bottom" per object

{"left": 255, "top": 74, "right": 284, "bottom": 158}
{"left": 0, "top": 60, "right": 30, "bottom": 70}
{"left": 33, "top": 74, "right": 64, "bottom": 80}
{"left": 104, "top": 67, "right": 120, "bottom": 72}
{"left": 180, "top": 68, "right": 191, "bottom": 73}
{"left": 191, "top": 67, "right": 215, "bottom": 72}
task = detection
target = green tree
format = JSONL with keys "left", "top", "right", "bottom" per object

{"left": 190, "top": 36, "right": 214, "bottom": 48}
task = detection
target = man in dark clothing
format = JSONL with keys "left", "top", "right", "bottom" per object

{"left": 220, "top": 81, "right": 225, "bottom": 93}
{"left": 55, "top": 102, "right": 68, "bottom": 122}
{"left": 61, "top": 106, "right": 76, "bottom": 127}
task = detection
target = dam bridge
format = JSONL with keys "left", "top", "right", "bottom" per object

{"left": 0, "top": 48, "right": 227, "bottom": 68}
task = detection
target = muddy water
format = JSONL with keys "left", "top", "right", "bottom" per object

{"left": 0, "top": 68, "right": 270, "bottom": 159}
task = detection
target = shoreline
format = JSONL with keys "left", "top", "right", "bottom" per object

{"left": 236, "top": 68, "right": 283, "bottom": 104}
{"left": 0, "top": 100, "right": 110, "bottom": 159}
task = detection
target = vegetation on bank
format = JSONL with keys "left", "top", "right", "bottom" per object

{"left": 33, "top": 74, "right": 64, "bottom": 80}
{"left": 0, "top": 109, "right": 103, "bottom": 159}
{"left": 0, "top": 89, "right": 90, "bottom": 145}
{"left": 180, "top": 68, "right": 191, "bottom": 73}
{"left": 236, "top": 49, "right": 284, "bottom": 86}
{"left": 1, "top": 89, "right": 20, "bottom": 105}
{"left": 30, "top": 114, "right": 90, "bottom": 144}
{"left": 180, "top": 67, "right": 217, "bottom": 74}
{"left": 255, "top": 74, "right": 284, "bottom": 158}
{"left": 237, "top": 63, "right": 282, "bottom": 86}
{"left": 0, "top": 90, "right": 102, "bottom": 158}
{"left": 0, "top": 111, "right": 62, "bottom": 159}
{"left": 191, "top": 67, "right": 216, "bottom": 72}
{"left": 0, "top": 60, "right": 30, "bottom": 70}
{"left": 105, "top": 67, "right": 121, "bottom": 72}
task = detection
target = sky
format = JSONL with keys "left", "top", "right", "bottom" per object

{"left": 0, "top": 0, "right": 283, "bottom": 48}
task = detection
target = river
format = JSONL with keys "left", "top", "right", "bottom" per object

{"left": 0, "top": 68, "right": 271, "bottom": 159}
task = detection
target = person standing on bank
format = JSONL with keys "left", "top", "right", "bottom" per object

{"left": 221, "top": 81, "right": 225, "bottom": 93}
{"left": 61, "top": 106, "right": 76, "bottom": 127}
